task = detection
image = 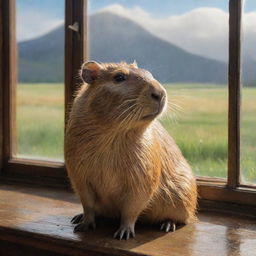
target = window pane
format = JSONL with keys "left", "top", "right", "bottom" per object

{"left": 241, "top": 0, "right": 256, "bottom": 184}
{"left": 88, "top": 1, "right": 228, "bottom": 178}
{"left": 16, "top": 0, "right": 64, "bottom": 161}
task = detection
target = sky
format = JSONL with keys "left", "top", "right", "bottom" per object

{"left": 16, "top": 0, "right": 256, "bottom": 61}
{"left": 17, "top": 0, "right": 255, "bottom": 18}
{"left": 88, "top": 0, "right": 228, "bottom": 16}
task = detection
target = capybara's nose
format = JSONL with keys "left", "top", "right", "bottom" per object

{"left": 151, "top": 92, "right": 162, "bottom": 102}
{"left": 150, "top": 89, "right": 165, "bottom": 103}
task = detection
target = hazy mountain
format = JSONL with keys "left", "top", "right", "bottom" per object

{"left": 18, "top": 12, "right": 229, "bottom": 84}
{"left": 18, "top": 25, "right": 64, "bottom": 83}
{"left": 242, "top": 57, "right": 256, "bottom": 86}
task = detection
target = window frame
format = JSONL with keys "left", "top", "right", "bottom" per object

{"left": 0, "top": 0, "right": 87, "bottom": 187}
{"left": 0, "top": 0, "right": 256, "bottom": 205}
{"left": 198, "top": 0, "right": 256, "bottom": 206}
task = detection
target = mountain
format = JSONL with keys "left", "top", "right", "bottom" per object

{"left": 89, "top": 12, "right": 228, "bottom": 84}
{"left": 18, "top": 11, "right": 229, "bottom": 83}
{"left": 242, "top": 57, "right": 256, "bottom": 86}
{"left": 18, "top": 25, "right": 64, "bottom": 83}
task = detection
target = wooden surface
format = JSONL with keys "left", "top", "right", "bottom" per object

{"left": 198, "top": 182, "right": 256, "bottom": 206}
{"left": 1, "top": 158, "right": 68, "bottom": 188}
{"left": 0, "top": 184, "right": 255, "bottom": 256}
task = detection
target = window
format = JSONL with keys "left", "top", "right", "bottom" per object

{"left": 88, "top": 0, "right": 229, "bottom": 179}
{"left": 0, "top": 0, "right": 87, "bottom": 185}
{"left": 16, "top": 0, "right": 65, "bottom": 161}
{"left": 0, "top": 0, "right": 255, "bottom": 206}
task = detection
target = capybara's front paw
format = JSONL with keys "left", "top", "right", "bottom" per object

{"left": 73, "top": 219, "right": 96, "bottom": 233}
{"left": 71, "top": 213, "right": 84, "bottom": 224}
{"left": 160, "top": 219, "right": 176, "bottom": 232}
{"left": 113, "top": 223, "right": 135, "bottom": 240}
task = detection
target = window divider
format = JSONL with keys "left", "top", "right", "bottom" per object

{"left": 227, "top": 0, "right": 242, "bottom": 188}
{"left": 2, "top": 0, "right": 17, "bottom": 166}
{"left": 0, "top": 0, "right": 3, "bottom": 170}
{"left": 65, "top": 0, "right": 87, "bottom": 126}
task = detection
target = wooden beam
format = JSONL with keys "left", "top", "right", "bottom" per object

{"left": 2, "top": 0, "right": 17, "bottom": 166}
{"left": 65, "top": 0, "right": 87, "bottom": 127}
{"left": 0, "top": 0, "right": 3, "bottom": 170}
{"left": 198, "top": 182, "right": 256, "bottom": 206}
{"left": 228, "top": 0, "right": 242, "bottom": 188}
{"left": 1, "top": 159, "right": 69, "bottom": 188}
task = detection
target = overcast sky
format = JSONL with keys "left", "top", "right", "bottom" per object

{"left": 17, "top": 0, "right": 256, "bottom": 61}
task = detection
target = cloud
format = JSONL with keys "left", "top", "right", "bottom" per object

{"left": 98, "top": 4, "right": 256, "bottom": 62}
{"left": 17, "top": 3, "right": 256, "bottom": 62}
{"left": 17, "top": 8, "right": 63, "bottom": 42}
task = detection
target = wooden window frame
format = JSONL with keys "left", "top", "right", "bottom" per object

{"left": 0, "top": 0, "right": 87, "bottom": 187}
{"left": 197, "top": 0, "right": 256, "bottom": 206}
{"left": 0, "top": 0, "right": 256, "bottom": 205}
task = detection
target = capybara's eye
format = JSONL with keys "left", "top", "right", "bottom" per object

{"left": 114, "top": 73, "right": 126, "bottom": 83}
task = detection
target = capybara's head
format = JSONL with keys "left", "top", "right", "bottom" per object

{"left": 80, "top": 61, "right": 167, "bottom": 128}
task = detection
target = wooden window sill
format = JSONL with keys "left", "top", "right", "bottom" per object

{"left": 0, "top": 183, "right": 256, "bottom": 256}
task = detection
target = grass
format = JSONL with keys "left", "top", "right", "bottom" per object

{"left": 160, "top": 84, "right": 228, "bottom": 178}
{"left": 16, "top": 83, "right": 256, "bottom": 183}
{"left": 17, "top": 84, "right": 64, "bottom": 161}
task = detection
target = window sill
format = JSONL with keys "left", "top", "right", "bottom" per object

{"left": 0, "top": 183, "right": 256, "bottom": 256}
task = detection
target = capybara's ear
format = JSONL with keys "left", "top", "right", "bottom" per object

{"left": 130, "top": 60, "right": 138, "bottom": 68}
{"left": 81, "top": 61, "right": 103, "bottom": 84}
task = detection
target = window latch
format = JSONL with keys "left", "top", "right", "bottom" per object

{"left": 68, "top": 22, "right": 79, "bottom": 33}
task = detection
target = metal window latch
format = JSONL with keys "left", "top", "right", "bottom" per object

{"left": 68, "top": 22, "right": 79, "bottom": 32}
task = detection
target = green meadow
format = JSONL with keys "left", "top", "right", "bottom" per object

{"left": 17, "top": 84, "right": 64, "bottom": 161}
{"left": 17, "top": 83, "right": 256, "bottom": 183}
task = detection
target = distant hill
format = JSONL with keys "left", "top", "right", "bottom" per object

{"left": 18, "top": 24, "right": 64, "bottom": 83}
{"left": 18, "top": 11, "right": 230, "bottom": 84}
{"left": 242, "top": 57, "right": 256, "bottom": 86}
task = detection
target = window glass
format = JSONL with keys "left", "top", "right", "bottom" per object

{"left": 88, "top": 0, "right": 228, "bottom": 178}
{"left": 241, "top": 0, "right": 256, "bottom": 184}
{"left": 16, "top": 0, "right": 64, "bottom": 161}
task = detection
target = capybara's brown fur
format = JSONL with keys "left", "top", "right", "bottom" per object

{"left": 65, "top": 61, "right": 197, "bottom": 240}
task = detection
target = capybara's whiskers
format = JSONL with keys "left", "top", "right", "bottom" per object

{"left": 116, "top": 103, "right": 138, "bottom": 121}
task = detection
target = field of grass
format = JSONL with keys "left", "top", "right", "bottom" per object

{"left": 160, "top": 84, "right": 228, "bottom": 178}
{"left": 17, "top": 83, "right": 256, "bottom": 183}
{"left": 17, "top": 84, "right": 64, "bottom": 161}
